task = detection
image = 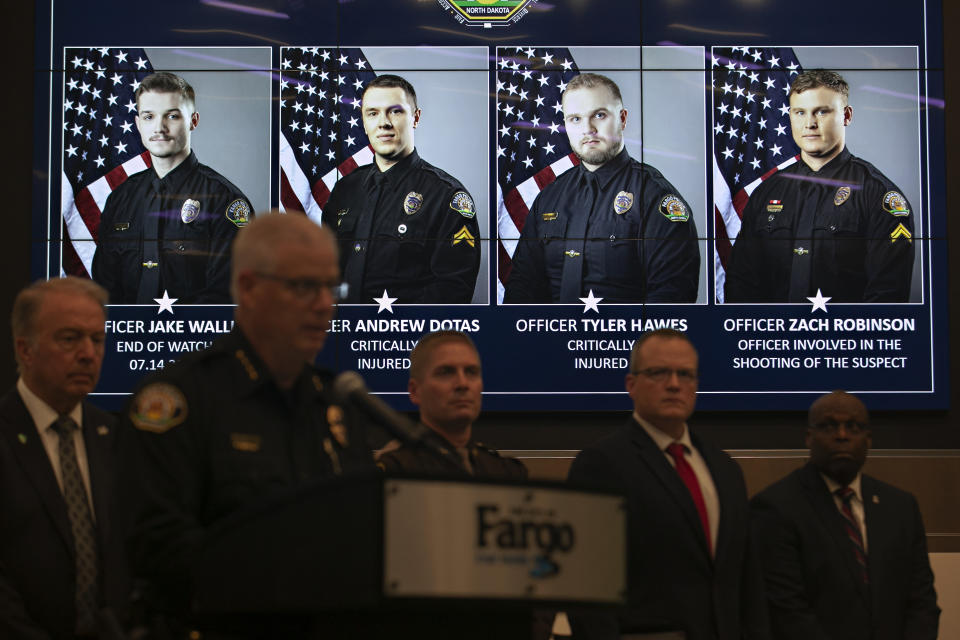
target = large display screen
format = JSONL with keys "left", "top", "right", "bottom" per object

{"left": 33, "top": 0, "right": 947, "bottom": 412}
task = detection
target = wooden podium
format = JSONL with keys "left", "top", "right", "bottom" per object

{"left": 193, "top": 474, "right": 626, "bottom": 639}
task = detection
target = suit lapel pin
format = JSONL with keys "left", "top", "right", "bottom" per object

{"left": 872, "top": 495, "right": 879, "bottom": 504}
{"left": 17, "top": 433, "right": 27, "bottom": 444}
{"left": 96, "top": 425, "right": 109, "bottom": 436}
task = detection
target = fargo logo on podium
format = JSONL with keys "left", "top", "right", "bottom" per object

{"left": 475, "top": 503, "right": 575, "bottom": 578}
{"left": 437, "top": 0, "right": 537, "bottom": 28}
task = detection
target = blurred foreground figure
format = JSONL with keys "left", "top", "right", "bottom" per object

{"left": 123, "top": 212, "right": 373, "bottom": 636}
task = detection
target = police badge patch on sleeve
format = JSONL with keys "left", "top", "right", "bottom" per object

{"left": 659, "top": 195, "right": 689, "bottom": 222}
{"left": 882, "top": 191, "right": 910, "bottom": 217}
{"left": 226, "top": 199, "right": 251, "bottom": 228}
{"left": 450, "top": 191, "right": 476, "bottom": 218}
{"left": 130, "top": 383, "right": 188, "bottom": 433}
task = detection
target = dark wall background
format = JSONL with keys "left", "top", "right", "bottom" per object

{"left": 3, "top": 1, "right": 957, "bottom": 451}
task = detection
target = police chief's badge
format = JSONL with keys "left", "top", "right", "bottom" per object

{"left": 613, "top": 191, "right": 634, "bottom": 215}
{"left": 226, "top": 199, "right": 251, "bottom": 228}
{"left": 450, "top": 191, "right": 476, "bottom": 219}
{"left": 180, "top": 199, "right": 200, "bottom": 224}
{"left": 130, "top": 383, "right": 188, "bottom": 433}
{"left": 883, "top": 191, "right": 910, "bottom": 216}
{"left": 659, "top": 195, "right": 689, "bottom": 222}
{"left": 327, "top": 405, "right": 349, "bottom": 447}
{"left": 403, "top": 191, "right": 423, "bottom": 216}
{"left": 834, "top": 186, "right": 851, "bottom": 206}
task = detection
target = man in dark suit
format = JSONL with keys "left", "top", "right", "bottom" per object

{"left": 567, "top": 329, "right": 769, "bottom": 640}
{"left": 0, "top": 277, "right": 128, "bottom": 639}
{"left": 751, "top": 391, "right": 939, "bottom": 640}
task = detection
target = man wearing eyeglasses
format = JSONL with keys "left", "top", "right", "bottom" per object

{"left": 567, "top": 329, "right": 769, "bottom": 640}
{"left": 750, "top": 391, "right": 939, "bottom": 640}
{"left": 122, "top": 212, "right": 374, "bottom": 633}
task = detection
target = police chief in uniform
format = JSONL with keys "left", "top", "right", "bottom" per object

{"left": 504, "top": 73, "right": 700, "bottom": 304}
{"left": 326, "top": 75, "right": 480, "bottom": 304}
{"left": 93, "top": 72, "right": 253, "bottom": 305}
{"left": 122, "top": 213, "right": 373, "bottom": 632}
{"left": 377, "top": 331, "right": 525, "bottom": 479}
{"left": 724, "top": 69, "right": 915, "bottom": 303}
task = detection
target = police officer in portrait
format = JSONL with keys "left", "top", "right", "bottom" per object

{"left": 92, "top": 71, "right": 254, "bottom": 304}
{"left": 503, "top": 72, "right": 700, "bottom": 304}
{"left": 725, "top": 69, "right": 915, "bottom": 303}
{"left": 121, "top": 213, "right": 373, "bottom": 633}
{"left": 325, "top": 74, "right": 481, "bottom": 304}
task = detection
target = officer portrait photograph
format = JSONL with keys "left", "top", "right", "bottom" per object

{"left": 279, "top": 46, "right": 489, "bottom": 304}
{"left": 716, "top": 46, "right": 923, "bottom": 304}
{"left": 60, "top": 46, "right": 270, "bottom": 304}
{"left": 498, "top": 46, "right": 707, "bottom": 305}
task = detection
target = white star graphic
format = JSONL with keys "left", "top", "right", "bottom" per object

{"left": 374, "top": 290, "right": 397, "bottom": 313}
{"left": 154, "top": 290, "right": 178, "bottom": 314}
{"left": 580, "top": 290, "right": 603, "bottom": 313}
{"left": 807, "top": 289, "right": 831, "bottom": 313}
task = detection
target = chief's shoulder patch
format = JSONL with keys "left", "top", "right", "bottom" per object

{"left": 130, "top": 382, "right": 188, "bottom": 433}
{"left": 449, "top": 191, "right": 476, "bottom": 219}
{"left": 659, "top": 194, "right": 689, "bottom": 222}
{"left": 882, "top": 191, "right": 910, "bottom": 217}
{"left": 226, "top": 199, "right": 251, "bottom": 228}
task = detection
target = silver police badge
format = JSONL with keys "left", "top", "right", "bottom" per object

{"left": 834, "top": 186, "right": 851, "bottom": 206}
{"left": 613, "top": 191, "right": 634, "bottom": 215}
{"left": 404, "top": 191, "right": 423, "bottom": 216}
{"left": 180, "top": 199, "right": 200, "bottom": 224}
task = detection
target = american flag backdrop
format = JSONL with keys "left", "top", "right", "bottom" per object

{"left": 712, "top": 46, "right": 803, "bottom": 302}
{"left": 496, "top": 46, "right": 580, "bottom": 303}
{"left": 278, "top": 47, "right": 378, "bottom": 224}
{"left": 60, "top": 47, "right": 155, "bottom": 277}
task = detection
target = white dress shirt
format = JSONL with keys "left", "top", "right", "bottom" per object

{"left": 634, "top": 413, "right": 720, "bottom": 556}
{"left": 17, "top": 377, "right": 96, "bottom": 514}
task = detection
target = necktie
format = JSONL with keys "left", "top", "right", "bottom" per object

{"left": 835, "top": 487, "right": 869, "bottom": 584}
{"left": 51, "top": 416, "right": 99, "bottom": 635}
{"left": 559, "top": 171, "right": 597, "bottom": 301}
{"left": 666, "top": 442, "right": 711, "bottom": 551}
{"left": 137, "top": 177, "right": 164, "bottom": 304}
{"left": 343, "top": 171, "right": 385, "bottom": 300}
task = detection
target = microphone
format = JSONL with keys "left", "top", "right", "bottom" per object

{"left": 333, "top": 371, "right": 434, "bottom": 447}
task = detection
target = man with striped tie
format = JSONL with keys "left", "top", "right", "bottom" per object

{"left": 751, "top": 391, "right": 940, "bottom": 640}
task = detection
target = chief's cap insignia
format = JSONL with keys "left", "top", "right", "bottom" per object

{"left": 130, "top": 383, "right": 187, "bottom": 433}
{"left": 613, "top": 191, "right": 634, "bottom": 215}
{"left": 181, "top": 198, "right": 201, "bottom": 224}
{"left": 226, "top": 199, "right": 251, "bottom": 228}
{"left": 403, "top": 191, "right": 423, "bottom": 216}
{"left": 450, "top": 191, "right": 476, "bottom": 218}
{"left": 659, "top": 195, "right": 689, "bottom": 222}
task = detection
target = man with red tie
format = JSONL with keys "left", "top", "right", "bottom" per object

{"left": 751, "top": 391, "right": 939, "bottom": 640}
{"left": 567, "top": 329, "right": 769, "bottom": 640}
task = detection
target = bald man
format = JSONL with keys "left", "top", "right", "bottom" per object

{"left": 123, "top": 212, "right": 374, "bottom": 631}
{"left": 751, "top": 391, "right": 939, "bottom": 640}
